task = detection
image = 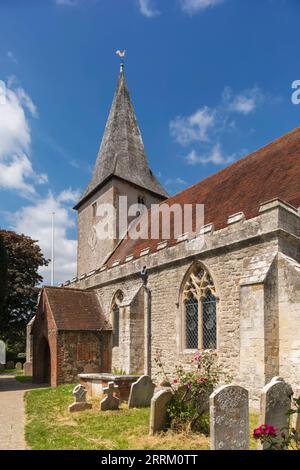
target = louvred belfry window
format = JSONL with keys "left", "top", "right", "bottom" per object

{"left": 183, "top": 264, "right": 217, "bottom": 350}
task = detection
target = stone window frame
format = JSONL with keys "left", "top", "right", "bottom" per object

{"left": 179, "top": 261, "right": 218, "bottom": 353}
{"left": 92, "top": 201, "right": 97, "bottom": 218}
{"left": 110, "top": 290, "right": 124, "bottom": 349}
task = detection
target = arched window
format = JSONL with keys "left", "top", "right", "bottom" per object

{"left": 111, "top": 291, "right": 123, "bottom": 348}
{"left": 182, "top": 264, "right": 217, "bottom": 350}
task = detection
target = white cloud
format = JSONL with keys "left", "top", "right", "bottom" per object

{"left": 56, "top": 0, "right": 79, "bottom": 5}
{"left": 0, "top": 153, "right": 47, "bottom": 194}
{"left": 0, "top": 79, "right": 45, "bottom": 196}
{"left": 170, "top": 106, "right": 216, "bottom": 145}
{"left": 170, "top": 84, "right": 277, "bottom": 167}
{"left": 138, "top": 0, "right": 160, "bottom": 17}
{"left": 165, "top": 176, "right": 187, "bottom": 191}
{"left": 7, "top": 51, "right": 18, "bottom": 64}
{"left": 15, "top": 87, "right": 38, "bottom": 118}
{"left": 185, "top": 143, "right": 234, "bottom": 166}
{"left": 222, "top": 86, "right": 263, "bottom": 115}
{"left": 10, "top": 189, "right": 80, "bottom": 285}
{"left": 180, "top": 0, "right": 224, "bottom": 15}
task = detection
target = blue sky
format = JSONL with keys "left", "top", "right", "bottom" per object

{"left": 0, "top": 0, "right": 300, "bottom": 284}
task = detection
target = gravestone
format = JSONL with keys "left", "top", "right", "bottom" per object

{"left": 0, "top": 340, "right": 6, "bottom": 366}
{"left": 100, "top": 381, "right": 120, "bottom": 411}
{"left": 24, "top": 362, "right": 33, "bottom": 376}
{"left": 210, "top": 384, "right": 249, "bottom": 450}
{"left": 6, "top": 361, "right": 14, "bottom": 370}
{"left": 149, "top": 388, "right": 173, "bottom": 436}
{"left": 128, "top": 375, "right": 155, "bottom": 408}
{"left": 291, "top": 388, "right": 300, "bottom": 433}
{"left": 69, "top": 384, "right": 92, "bottom": 413}
{"left": 260, "top": 377, "right": 293, "bottom": 448}
{"left": 15, "top": 362, "right": 23, "bottom": 370}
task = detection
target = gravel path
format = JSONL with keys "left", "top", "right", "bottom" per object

{"left": 0, "top": 373, "right": 44, "bottom": 450}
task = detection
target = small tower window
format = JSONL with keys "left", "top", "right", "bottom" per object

{"left": 138, "top": 195, "right": 145, "bottom": 206}
{"left": 92, "top": 202, "right": 97, "bottom": 218}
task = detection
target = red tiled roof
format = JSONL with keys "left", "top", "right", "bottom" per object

{"left": 107, "top": 126, "right": 300, "bottom": 267}
{"left": 43, "top": 287, "right": 112, "bottom": 331}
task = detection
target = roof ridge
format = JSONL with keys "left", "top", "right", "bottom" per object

{"left": 105, "top": 124, "right": 300, "bottom": 267}
{"left": 44, "top": 286, "right": 95, "bottom": 293}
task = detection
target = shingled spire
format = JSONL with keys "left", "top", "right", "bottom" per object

{"left": 75, "top": 64, "right": 167, "bottom": 208}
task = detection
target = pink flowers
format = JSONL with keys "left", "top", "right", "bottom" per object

{"left": 193, "top": 352, "right": 202, "bottom": 363}
{"left": 172, "top": 378, "right": 178, "bottom": 385}
{"left": 253, "top": 424, "right": 278, "bottom": 439}
{"left": 196, "top": 377, "right": 207, "bottom": 384}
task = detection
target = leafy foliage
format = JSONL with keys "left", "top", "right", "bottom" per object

{"left": 253, "top": 396, "right": 300, "bottom": 450}
{"left": 155, "top": 349, "right": 230, "bottom": 432}
{"left": 0, "top": 234, "right": 8, "bottom": 320}
{"left": 0, "top": 230, "right": 48, "bottom": 350}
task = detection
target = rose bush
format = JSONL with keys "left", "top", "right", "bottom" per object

{"left": 253, "top": 397, "right": 300, "bottom": 450}
{"left": 154, "top": 349, "right": 230, "bottom": 432}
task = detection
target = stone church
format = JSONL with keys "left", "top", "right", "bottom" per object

{"left": 29, "top": 64, "right": 300, "bottom": 406}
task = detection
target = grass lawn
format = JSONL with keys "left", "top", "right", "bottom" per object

{"left": 15, "top": 375, "right": 32, "bottom": 383}
{"left": 0, "top": 368, "right": 24, "bottom": 375}
{"left": 24, "top": 384, "right": 260, "bottom": 450}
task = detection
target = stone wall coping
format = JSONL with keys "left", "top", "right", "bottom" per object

{"left": 227, "top": 212, "right": 245, "bottom": 225}
{"left": 157, "top": 241, "right": 168, "bottom": 250}
{"left": 111, "top": 260, "right": 120, "bottom": 267}
{"left": 68, "top": 198, "right": 300, "bottom": 289}
{"left": 199, "top": 223, "right": 214, "bottom": 235}
{"left": 79, "top": 373, "right": 140, "bottom": 381}
{"left": 176, "top": 233, "right": 190, "bottom": 243}
{"left": 259, "top": 198, "right": 299, "bottom": 216}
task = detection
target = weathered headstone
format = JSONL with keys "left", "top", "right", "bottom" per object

{"left": 210, "top": 384, "right": 249, "bottom": 450}
{"left": 128, "top": 375, "right": 155, "bottom": 409}
{"left": 294, "top": 388, "right": 300, "bottom": 434}
{"left": 0, "top": 340, "right": 6, "bottom": 366}
{"left": 24, "top": 362, "right": 33, "bottom": 376}
{"left": 68, "top": 384, "right": 92, "bottom": 413}
{"left": 291, "top": 388, "right": 300, "bottom": 433}
{"left": 149, "top": 388, "right": 173, "bottom": 436}
{"left": 100, "top": 381, "right": 120, "bottom": 411}
{"left": 15, "top": 362, "right": 23, "bottom": 370}
{"left": 6, "top": 361, "right": 14, "bottom": 370}
{"left": 260, "top": 377, "right": 293, "bottom": 448}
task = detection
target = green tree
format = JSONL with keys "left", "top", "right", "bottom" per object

{"left": 0, "top": 230, "right": 48, "bottom": 351}
{"left": 0, "top": 234, "right": 8, "bottom": 320}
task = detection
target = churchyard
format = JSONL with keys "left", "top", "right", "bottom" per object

{"left": 22, "top": 372, "right": 300, "bottom": 451}
{"left": 24, "top": 382, "right": 261, "bottom": 450}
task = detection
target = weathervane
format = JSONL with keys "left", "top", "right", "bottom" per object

{"left": 116, "top": 50, "right": 126, "bottom": 72}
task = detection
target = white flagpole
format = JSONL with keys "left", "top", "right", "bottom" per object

{"left": 51, "top": 212, "right": 55, "bottom": 286}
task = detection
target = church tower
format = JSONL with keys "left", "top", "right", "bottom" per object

{"left": 74, "top": 64, "right": 168, "bottom": 276}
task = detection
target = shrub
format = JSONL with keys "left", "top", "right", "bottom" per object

{"left": 154, "top": 349, "right": 230, "bottom": 432}
{"left": 253, "top": 396, "right": 300, "bottom": 450}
